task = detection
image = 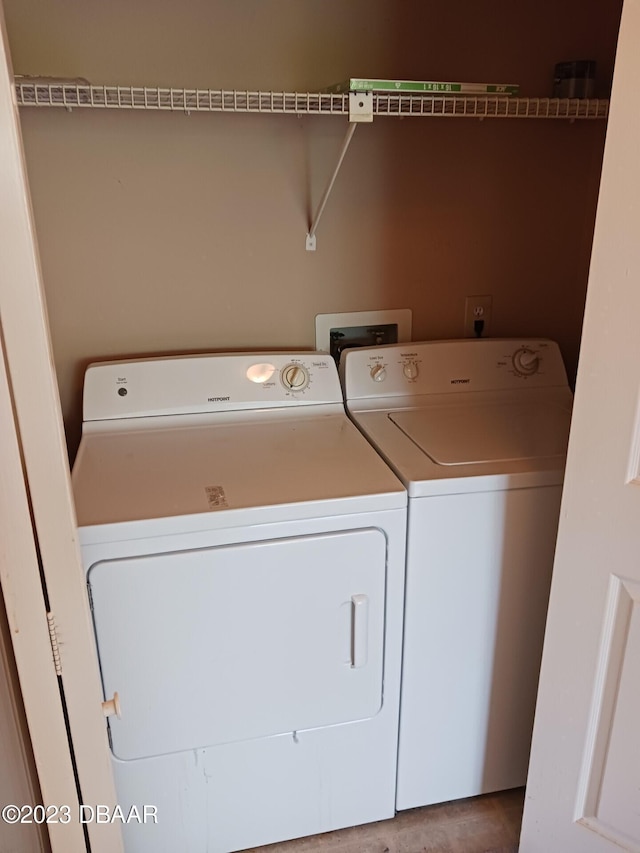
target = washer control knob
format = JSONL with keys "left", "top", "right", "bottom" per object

{"left": 281, "top": 363, "right": 310, "bottom": 391}
{"left": 370, "top": 364, "right": 387, "bottom": 382}
{"left": 512, "top": 347, "right": 540, "bottom": 376}
{"left": 403, "top": 362, "right": 419, "bottom": 380}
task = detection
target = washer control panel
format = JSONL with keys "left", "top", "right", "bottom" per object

{"left": 343, "top": 339, "right": 569, "bottom": 400}
{"left": 83, "top": 353, "right": 342, "bottom": 421}
{"left": 361, "top": 349, "right": 423, "bottom": 388}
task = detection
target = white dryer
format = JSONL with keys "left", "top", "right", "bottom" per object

{"left": 342, "top": 339, "right": 572, "bottom": 810}
{"left": 72, "top": 352, "right": 407, "bottom": 853}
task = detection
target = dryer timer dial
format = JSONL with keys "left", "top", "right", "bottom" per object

{"left": 512, "top": 347, "right": 540, "bottom": 376}
{"left": 281, "top": 363, "right": 310, "bottom": 391}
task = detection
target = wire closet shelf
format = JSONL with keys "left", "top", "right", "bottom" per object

{"left": 15, "top": 82, "right": 609, "bottom": 119}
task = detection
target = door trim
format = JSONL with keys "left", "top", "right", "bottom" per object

{"left": 0, "top": 7, "right": 122, "bottom": 851}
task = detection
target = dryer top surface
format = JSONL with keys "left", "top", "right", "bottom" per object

{"left": 72, "top": 411, "right": 406, "bottom": 541}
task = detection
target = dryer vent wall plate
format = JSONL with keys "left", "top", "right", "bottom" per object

{"left": 315, "top": 310, "right": 412, "bottom": 363}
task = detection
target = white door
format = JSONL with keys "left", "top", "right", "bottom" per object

{"left": 521, "top": 2, "right": 640, "bottom": 850}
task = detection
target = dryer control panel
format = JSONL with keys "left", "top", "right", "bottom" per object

{"left": 343, "top": 339, "right": 569, "bottom": 400}
{"left": 83, "top": 353, "right": 342, "bottom": 421}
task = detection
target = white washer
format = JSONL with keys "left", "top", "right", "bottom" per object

{"left": 72, "top": 352, "right": 407, "bottom": 853}
{"left": 342, "top": 339, "right": 573, "bottom": 810}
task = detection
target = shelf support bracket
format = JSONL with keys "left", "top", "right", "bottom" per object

{"left": 305, "top": 92, "right": 373, "bottom": 251}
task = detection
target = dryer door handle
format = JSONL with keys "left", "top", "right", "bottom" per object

{"left": 351, "top": 594, "right": 369, "bottom": 668}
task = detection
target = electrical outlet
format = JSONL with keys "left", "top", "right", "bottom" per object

{"left": 464, "top": 295, "right": 492, "bottom": 338}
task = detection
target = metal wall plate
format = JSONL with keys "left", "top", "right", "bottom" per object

{"left": 315, "top": 309, "right": 412, "bottom": 356}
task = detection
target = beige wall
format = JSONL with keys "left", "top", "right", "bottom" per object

{"left": 4, "top": 0, "right": 622, "bottom": 456}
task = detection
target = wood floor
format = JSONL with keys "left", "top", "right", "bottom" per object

{"left": 245, "top": 789, "right": 523, "bottom": 853}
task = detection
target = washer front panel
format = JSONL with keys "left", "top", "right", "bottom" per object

{"left": 396, "top": 485, "right": 563, "bottom": 808}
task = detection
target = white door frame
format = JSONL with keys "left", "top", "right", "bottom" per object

{"left": 0, "top": 7, "right": 122, "bottom": 852}
{"left": 0, "top": 328, "right": 83, "bottom": 853}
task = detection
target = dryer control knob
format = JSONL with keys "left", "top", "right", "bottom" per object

{"left": 370, "top": 364, "right": 387, "bottom": 382}
{"left": 281, "top": 363, "right": 310, "bottom": 391}
{"left": 403, "top": 362, "right": 419, "bottom": 380}
{"left": 512, "top": 347, "right": 540, "bottom": 376}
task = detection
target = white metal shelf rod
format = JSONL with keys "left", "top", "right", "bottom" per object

{"left": 14, "top": 83, "right": 352, "bottom": 115}
{"left": 305, "top": 122, "right": 358, "bottom": 252}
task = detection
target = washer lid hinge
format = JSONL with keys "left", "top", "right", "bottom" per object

{"left": 46, "top": 612, "right": 62, "bottom": 677}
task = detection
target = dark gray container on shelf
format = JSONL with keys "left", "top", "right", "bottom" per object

{"left": 553, "top": 60, "right": 596, "bottom": 98}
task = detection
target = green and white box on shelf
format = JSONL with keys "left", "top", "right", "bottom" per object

{"left": 324, "top": 78, "right": 520, "bottom": 96}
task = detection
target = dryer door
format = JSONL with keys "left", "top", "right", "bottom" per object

{"left": 88, "top": 528, "right": 386, "bottom": 761}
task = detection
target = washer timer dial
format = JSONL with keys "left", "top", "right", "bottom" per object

{"left": 281, "top": 362, "right": 310, "bottom": 392}
{"left": 512, "top": 347, "right": 540, "bottom": 377}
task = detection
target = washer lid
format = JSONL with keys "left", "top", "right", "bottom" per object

{"left": 389, "top": 400, "right": 571, "bottom": 465}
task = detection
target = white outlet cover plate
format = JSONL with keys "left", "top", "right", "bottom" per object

{"left": 315, "top": 309, "right": 412, "bottom": 353}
